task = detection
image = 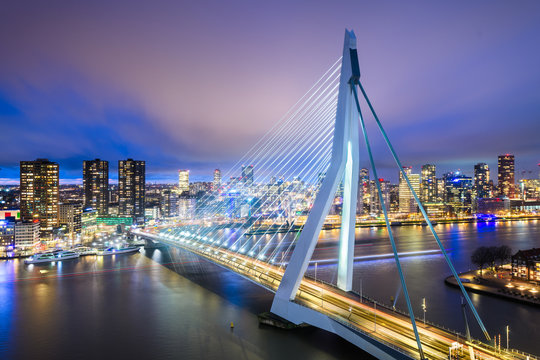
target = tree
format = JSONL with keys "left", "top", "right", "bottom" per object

{"left": 494, "top": 245, "right": 512, "bottom": 269}
{"left": 471, "top": 246, "right": 491, "bottom": 276}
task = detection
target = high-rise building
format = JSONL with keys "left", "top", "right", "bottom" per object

{"left": 498, "top": 154, "right": 515, "bottom": 198}
{"left": 83, "top": 159, "right": 109, "bottom": 215}
{"left": 399, "top": 167, "right": 420, "bottom": 214}
{"left": 358, "top": 168, "right": 370, "bottom": 214}
{"left": 118, "top": 159, "right": 145, "bottom": 223}
{"left": 369, "top": 178, "right": 390, "bottom": 214}
{"left": 241, "top": 165, "right": 254, "bottom": 186}
{"left": 421, "top": 164, "right": 437, "bottom": 203}
{"left": 160, "top": 189, "right": 179, "bottom": 217}
{"left": 20, "top": 159, "right": 59, "bottom": 236}
{"left": 213, "top": 169, "right": 221, "bottom": 191}
{"left": 178, "top": 170, "right": 189, "bottom": 194}
{"left": 443, "top": 172, "right": 473, "bottom": 215}
{"left": 473, "top": 163, "right": 491, "bottom": 199}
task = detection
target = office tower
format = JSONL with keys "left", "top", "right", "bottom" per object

{"left": 358, "top": 168, "right": 370, "bottom": 214}
{"left": 399, "top": 167, "right": 420, "bottom": 214}
{"left": 369, "top": 178, "right": 390, "bottom": 214}
{"left": 118, "top": 159, "right": 145, "bottom": 223}
{"left": 20, "top": 159, "right": 59, "bottom": 236}
{"left": 420, "top": 164, "right": 436, "bottom": 203}
{"left": 160, "top": 189, "right": 179, "bottom": 217}
{"left": 473, "top": 163, "right": 491, "bottom": 199}
{"left": 178, "top": 170, "right": 189, "bottom": 194}
{"left": 498, "top": 154, "right": 515, "bottom": 198}
{"left": 241, "top": 165, "right": 254, "bottom": 186}
{"left": 213, "top": 169, "right": 221, "bottom": 191}
{"left": 83, "top": 159, "right": 109, "bottom": 215}
{"left": 444, "top": 172, "right": 473, "bottom": 215}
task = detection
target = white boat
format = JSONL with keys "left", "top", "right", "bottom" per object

{"left": 98, "top": 246, "right": 140, "bottom": 256}
{"left": 72, "top": 246, "right": 98, "bottom": 255}
{"left": 24, "top": 250, "right": 80, "bottom": 264}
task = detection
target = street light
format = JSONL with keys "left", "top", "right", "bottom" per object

{"left": 422, "top": 298, "right": 427, "bottom": 325}
{"left": 506, "top": 325, "right": 509, "bottom": 350}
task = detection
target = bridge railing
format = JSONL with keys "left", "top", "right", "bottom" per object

{"left": 291, "top": 299, "right": 415, "bottom": 359}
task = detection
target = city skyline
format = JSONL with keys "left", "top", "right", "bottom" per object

{"left": 1, "top": 1, "right": 540, "bottom": 184}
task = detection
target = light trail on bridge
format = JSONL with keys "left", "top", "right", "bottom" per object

{"left": 134, "top": 229, "right": 535, "bottom": 360}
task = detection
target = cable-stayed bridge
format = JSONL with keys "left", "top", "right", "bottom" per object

{"left": 133, "top": 30, "right": 537, "bottom": 360}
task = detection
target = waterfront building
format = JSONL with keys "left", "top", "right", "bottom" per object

{"left": 118, "top": 159, "right": 145, "bottom": 224}
{"left": 213, "top": 169, "right": 221, "bottom": 191}
{"left": 178, "top": 170, "right": 189, "bottom": 194}
{"left": 420, "top": 164, "right": 437, "bottom": 203}
{"left": 14, "top": 220, "right": 40, "bottom": 249}
{"left": 0, "top": 217, "right": 15, "bottom": 249}
{"left": 399, "top": 167, "right": 420, "bottom": 214}
{"left": 83, "top": 159, "right": 109, "bottom": 215}
{"left": 498, "top": 154, "right": 515, "bottom": 198}
{"left": 511, "top": 248, "right": 540, "bottom": 282}
{"left": 20, "top": 158, "right": 59, "bottom": 237}
{"left": 476, "top": 198, "right": 510, "bottom": 215}
{"left": 473, "top": 163, "right": 491, "bottom": 200}
{"left": 241, "top": 165, "right": 254, "bottom": 186}
{"left": 443, "top": 172, "right": 473, "bottom": 215}
{"left": 58, "top": 203, "right": 82, "bottom": 238}
{"left": 519, "top": 179, "right": 540, "bottom": 200}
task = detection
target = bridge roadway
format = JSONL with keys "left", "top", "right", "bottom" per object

{"left": 133, "top": 229, "right": 535, "bottom": 360}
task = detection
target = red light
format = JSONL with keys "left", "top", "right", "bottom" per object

{"left": 378, "top": 178, "right": 384, "bottom": 182}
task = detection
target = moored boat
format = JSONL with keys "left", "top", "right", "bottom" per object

{"left": 24, "top": 250, "right": 80, "bottom": 264}
{"left": 98, "top": 246, "right": 140, "bottom": 256}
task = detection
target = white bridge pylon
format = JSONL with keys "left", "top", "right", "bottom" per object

{"left": 270, "top": 30, "right": 405, "bottom": 360}
{"left": 274, "top": 29, "right": 360, "bottom": 303}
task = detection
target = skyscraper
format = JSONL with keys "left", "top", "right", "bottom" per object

{"left": 20, "top": 159, "right": 59, "bottom": 236}
{"left": 213, "top": 169, "right": 221, "bottom": 191}
{"left": 118, "top": 159, "right": 145, "bottom": 223}
{"left": 399, "top": 167, "right": 420, "bottom": 214}
{"left": 443, "top": 172, "right": 473, "bottom": 215}
{"left": 498, "top": 154, "right": 515, "bottom": 198}
{"left": 358, "top": 168, "right": 370, "bottom": 214}
{"left": 473, "top": 163, "right": 491, "bottom": 199}
{"left": 420, "top": 164, "right": 436, "bottom": 203}
{"left": 178, "top": 170, "right": 189, "bottom": 194}
{"left": 241, "top": 165, "right": 254, "bottom": 186}
{"left": 83, "top": 159, "right": 109, "bottom": 215}
{"left": 369, "top": 178, "right": 390, "bottom": 214}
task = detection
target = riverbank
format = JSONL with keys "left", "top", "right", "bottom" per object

{"left": 445, "top": 269, "right": 540, "bottom": 307}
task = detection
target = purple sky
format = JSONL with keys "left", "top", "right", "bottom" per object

{"left": 1, "top": 0, "right": 539, "bottom": 184}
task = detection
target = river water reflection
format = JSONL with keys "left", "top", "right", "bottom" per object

{"left": 0, "top": 220, "right": 538, "bottom": 359}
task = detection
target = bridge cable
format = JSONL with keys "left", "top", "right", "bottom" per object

{"left": 352, "top": 84, "right": 426, "bottom": 359}
{"left": 356, "top": 81, "right": 491, "bottom": 341}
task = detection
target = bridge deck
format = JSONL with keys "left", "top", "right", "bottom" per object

{"left": 134, "top": 229, "right": 537, "bottom": 360}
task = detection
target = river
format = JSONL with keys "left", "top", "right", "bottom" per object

{"left": 0, "top": 220, "right": 539, "bottom": 359}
